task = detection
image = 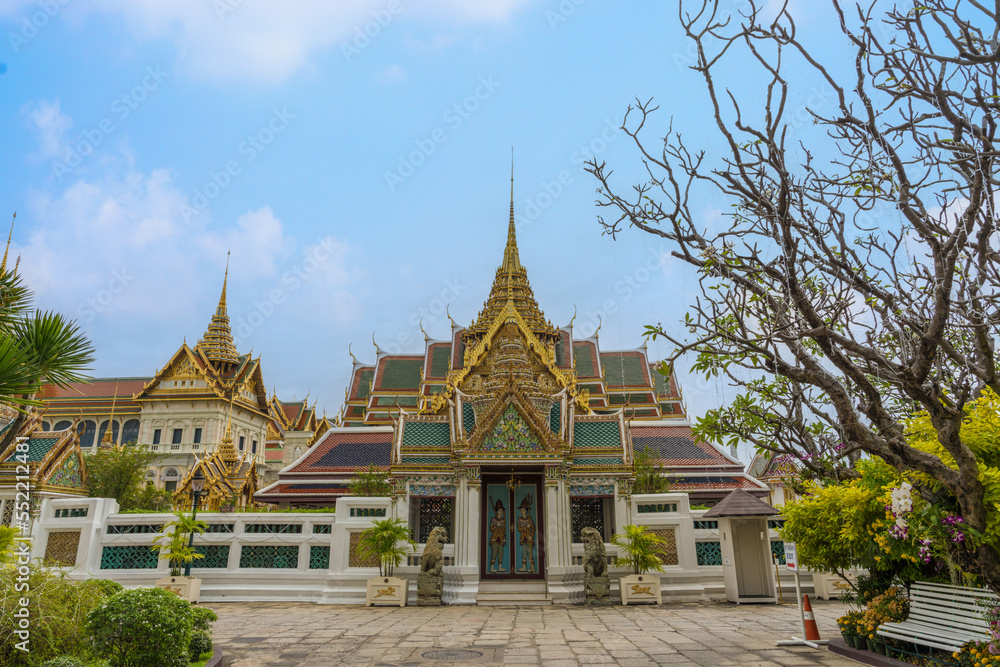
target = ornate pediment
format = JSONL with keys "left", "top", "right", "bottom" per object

{"left": 464, "top": 375, "right": 563, "bottom": 454}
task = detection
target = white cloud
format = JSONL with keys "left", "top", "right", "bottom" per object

{"left": 380, "top": 64, "right": 408, "bottom": 83}
{"left": 25, "top": 99, "right": 72, "bottom": 161}
{"left": 1, "top": 0, "right": 530, "bottom": 83}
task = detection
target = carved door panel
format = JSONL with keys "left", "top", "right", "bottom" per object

{"left": 480, "top": 475, "right": 544, "bottom": 580}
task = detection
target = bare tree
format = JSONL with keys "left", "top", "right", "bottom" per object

{"left": 586, "top": 0, "right": 1000, "bottom": 592}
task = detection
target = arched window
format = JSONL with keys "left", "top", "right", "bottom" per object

{"left": 251, "top": 439, "right": 257, "bottom": 454}
{"left": 54, "top": 420, "right": 72, "bottom": 431}
{"left": 238, "top": 436, "right": 245, "bottom": 451}
{"left": 41, "top": 421, "right": 51, "bottom": 431}
{"left": 98, "top": 420, "right": 120, "bottom": 445}
{"left": 121, "top": 419, "right": 140, "bottom": 444}
{"left": 78, "top": 420, "right": 97, "bottom": 448}
{"left": 146, "top": 469, "right": 157, "bottom": 480}
{"left": 163, "top": 467, "right": 180, "bottom": 492}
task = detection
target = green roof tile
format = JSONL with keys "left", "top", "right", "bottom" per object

{"left": 380, "top": 359, "right": 423, "bottom": 390}
{"left": 356, "top": 370, "right": 374, "bottom": 400}
{"left": 573, "top": 421, "right": 620, "bottom": 449}
{"left": 573, "top": 343, "right": 596, "bottom": 377}
{"left": 5, "top": 437, "right": 59, "bottom": 463}
{"left": 430, "top": 345, "right": 451, "bottom": 378}
{"left": 602, "top": 354, "right": 648, "bottom": 386}
{"left": 401, "top": 422, "right": 451, "bottom": 448}
{"left": 574, "top": 457, "right": 624, "bottom": 466}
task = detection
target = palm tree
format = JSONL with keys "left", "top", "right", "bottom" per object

{"left": 151, "top": 512, "right": 208, "bottom": 576}
{"left": 611, "top": 524, "right": 669, "bottom": 576}
{"left": 357, "top": 518, "right": 416, "bottom": 578}
{"left": 0, "top": 267, "right": 95, "bottom": 450}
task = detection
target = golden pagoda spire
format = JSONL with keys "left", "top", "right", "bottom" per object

{"left": 1, "top": 212, "right": 15, "bottom": 275}
{"left": 195, "top": 251, "right": 240, "bottom": 367}
{"left": 215, "top": 397, "right": 239, "bottom": 467}
{"left": 464, "top": 159, "right": 560, "bottom": 346}
{"left": 100, "top": 382, "right": 120, "bottom": 448}
{"left": 501, "top": 150, "right": 522, "bottom": 273}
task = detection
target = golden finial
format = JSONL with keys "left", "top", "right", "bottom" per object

{"left": 101, "top": 381, "right": 120, "bottom": 448}
{"left": 348, "top": 343, "right": 359, "bottom": 365}
{"left": 567, "top": 305, "right": 577, "bottom": 329}
{"left": 502, "top": 153, "right": 521, "bottom": 274}
{"left": 372, "top": 332, "right": 384, "bottom": 356}
{"left": 446, "top": 304, "right": 458, "bottom": 329}
{"left": 220, "top": 250, "right": 230, "bottom": 307}
{"left": 1, "top": 212, "right": 15, "bottom": 275}
{"left": 594, "top": 315, "right": 602, "bottom": 337}
{"left": 419, "top": 318, "right": 430, "bottom": 341}
{"left": 195, "top": 252, "right": 239, "bottom": 366}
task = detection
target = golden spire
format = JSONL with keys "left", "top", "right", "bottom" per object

{"left": 501, "top": 150, "right": 522, "bottom": 273}
{"left": 100, "top": 381, "right": 119, "bottom": 448}
{"left": 195, "top": 251, "right": 240, "bottom": 367}
{"left": 1, "top": 212, "right": 15, "bottom": 275}
{"left": 215, "top": 397, "right": 239, "bottom": 466}
{"left": 465, "top": 159, "right": 559, "bottom": 346}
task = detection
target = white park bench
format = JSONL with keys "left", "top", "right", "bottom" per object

{"left": 877, "top": 582, "right": 998, "bottom": 653}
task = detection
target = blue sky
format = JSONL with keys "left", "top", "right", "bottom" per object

{"left": 0, "top": 0, "right": 842, "bottom": 460}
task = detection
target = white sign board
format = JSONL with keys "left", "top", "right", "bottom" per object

{"left": 783, "top": 542, "right": 798, "bottom": 571}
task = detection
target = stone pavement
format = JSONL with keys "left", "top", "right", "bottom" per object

{"left": 208, "top": 599, "right": 860, "bottom": 666}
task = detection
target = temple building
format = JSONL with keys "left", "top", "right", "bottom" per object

{"left": 33, "top": 260, "right": 329, "bottom": 497}
{"left": 255, "top": 184, "right": 767, "bottom": 596}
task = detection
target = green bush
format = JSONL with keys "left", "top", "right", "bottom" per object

{"left": 82, "top": 579, "right": 124, "bottom": 598}
{"left": 0, "top": 565, "right": 111, "bottom": 666}
{"left": 190, "top": 607, "right": 218, "bottom": 633}
{"left": 39, "top": 658, "right": 86, "bottom": 667}
{"left": 188, "top": 630, "right": 213, "bottom": 660}
{"left": 86, "top": 588, "right": 193, "bottom": 667}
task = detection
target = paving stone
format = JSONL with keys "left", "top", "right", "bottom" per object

{"left": 208, "top": 599, "right": 859, "bottom": 666}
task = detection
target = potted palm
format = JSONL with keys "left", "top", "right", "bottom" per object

{"left": 152, "top": 511, "right": 208, "bottom": 602}
{"left": 612, "top": 524, "right": 667, "bottom": 605}
{"left": 358, "top": 518, "right": 416, "bottom": 607}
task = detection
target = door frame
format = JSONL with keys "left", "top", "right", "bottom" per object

{"left": 479, "top": 472, "right": 546, "bottom": 580}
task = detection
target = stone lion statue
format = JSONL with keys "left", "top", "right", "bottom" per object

{"left": 421, "top": 526, "right": 448, "bottom": 576}
{"left": 580, "top": 527, "right": 607, "bottom": 578}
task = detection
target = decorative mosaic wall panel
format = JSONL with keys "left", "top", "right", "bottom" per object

{"left": 100, "top": 545, "right": 159, "bottom": 570}
{"left": 309, "top": 545, "right": 330, "bottom": 570}
{"left": 239, "top": 545, "right": 298, "bottom": 569}
{"left": 191, "top": 545, "right": 230, "bottom": 569}
{"left": 569, "top": 485, "right": 613, "bottom": 496}
{"left": 49, "top": 455, "right": 83, "bottom": 488}
{"left": 411, "top": 485, "right": 455, "bottom": 497}
{"left": 693, "top": 520, "right": 719, "bottom": 530}
{"left": 649, "top": 528, "right": 679, "bottom": 566}
{"left": 771, "top": 540, "right": 786, "bottom": 565}
{"left": 549, "top": 403, "right": 560, "bottom": 434}
{"left": 418, "top": 497, "right": 453, "bottom": 543}
{"left": 205, "top": 523, "right": 234, "bottom": 533}
{"left": 481, "top": 405, "right": 541, "bottom": 452}
{"left": 696, "top": 541, "right": 723, "bottom": 566}
{"left": 312, "top": 524, "right": 332, "bottom": 534}
{"left": 637, "top": 503, "right": 677, "bottom": 514}
{"left": 570, "top": 497, "right": 605, "bottom": 542}
{"left": 2, "top": 501, "right": 12, "bottom": 526}
{"left": 348, "top": 532, "right": 379, "bottom": 568}
{"left": 107, "top": 524, "right": 163, "bottom": 535}
{"left": 243, "top": 523, "right": 302, "bottom": 534}
{"left": 44, "top": 531, "right": 79, "bottom": 565}
{"left": 463, "top": 403, "right": 475, "bottom": 434}
{"left": 54, "top": 507, "right": 88, "bottom": 518}
{"left": 349, "top": 507, "right": 386, "bottom": 518}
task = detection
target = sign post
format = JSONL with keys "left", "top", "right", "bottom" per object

{"left": 776, "top": 542, "right": 828, "bottom": 649}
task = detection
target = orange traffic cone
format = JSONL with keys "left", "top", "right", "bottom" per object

{"left": 802, "top": 595, "right": 822, "bottom": 641}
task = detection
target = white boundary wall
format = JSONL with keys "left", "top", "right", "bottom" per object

{"left": 31, "top": 494, "right": 825, "bottom": 604}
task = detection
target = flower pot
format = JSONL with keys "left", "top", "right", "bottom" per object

{"left": 155, "top": 575, "right": 202, "bottom": 603}
{"left": 619, "top": 574, "right": 662, "bottom": 606}
{"left": 366, "top": 576, "right": 408, "bottom": 607}
{"left": 873, "top": 640, "right": 886, "bottom": 656}
{"left": 841, "top": 633, "right": 856, "bottom": 649}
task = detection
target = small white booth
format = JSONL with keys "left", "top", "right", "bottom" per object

{"left": 703, "top": 489, "right": 778, "bottom": 604}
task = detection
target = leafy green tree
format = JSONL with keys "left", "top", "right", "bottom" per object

{"left": 357, "top": 518, "right": 415, "bottom": 577}
{"left": 611, "top": 524, "right": 669, "bottom": 576}
{"left": 84, "top": 444, "right": 164, "bottom": 511}
{"left": 586, "top": 0, "right": 1000, "bottom": 593}
{"left": 349, "top": 464, "right": 393, "bottom": 497}
{"left": 632, "top": 445, "right": 671, "bottom": 494}
{"left": 0, "top": 267, "right": 94, "bottom": 450}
